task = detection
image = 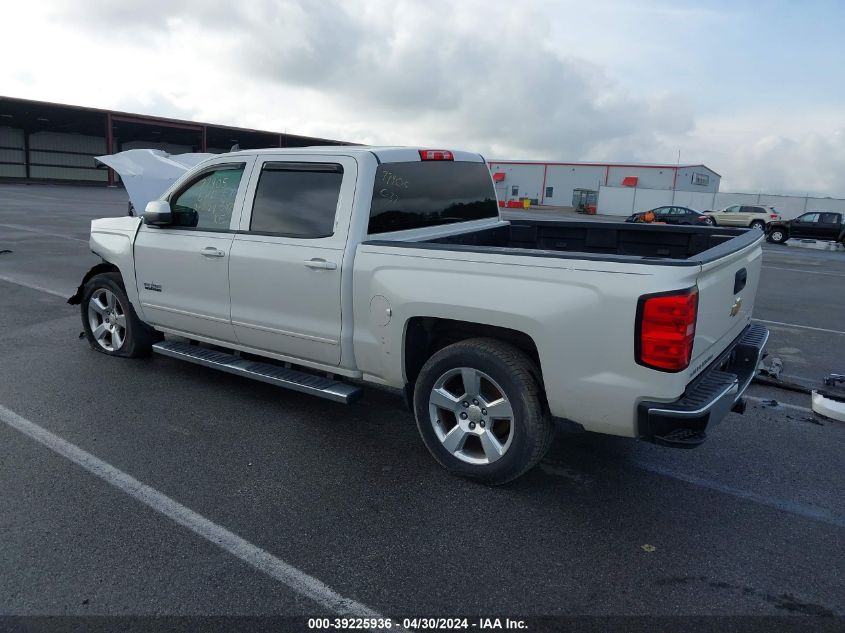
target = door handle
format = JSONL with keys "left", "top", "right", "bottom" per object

{"left": 304, "top": 258, "right": 337, "bottom": 270}
{"left": 200, "top": 247, "right": 226, "bottom": 258}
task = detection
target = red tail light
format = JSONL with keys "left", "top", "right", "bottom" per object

{"left": 770, "top": 214, "right": 778, "bottom": 219}
{"left": 419, "top": 149, "right": 454, "bottom": 161}
{"left": 636, "top": 288, "right": 698, "bottom": 372}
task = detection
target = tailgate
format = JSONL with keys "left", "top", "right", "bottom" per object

{"left": 688, "top": 234, "right": 763, "bottom": 379}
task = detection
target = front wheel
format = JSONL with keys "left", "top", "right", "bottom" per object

{"left": 701, "top": 216, "right": 714, "bottom": 226}
{"left": 413, "top": 338, "right": 553, "bottom": 485}
{"left": 769, "top": 228, "right": 788, "bottom": 244}
{"left": 750, "top": 220, "right": 765, "bottom": 231}
{"left": 81, "top": 272, "right": 159, "bottom": 357}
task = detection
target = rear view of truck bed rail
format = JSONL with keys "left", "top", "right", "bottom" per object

{"left": 365, "top": 220, "right": 760, "bottom": 265}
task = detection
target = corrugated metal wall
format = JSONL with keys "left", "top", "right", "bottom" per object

{"left": 28, "top": 131, "right": 106, "bottom": 182}
{"left": 0, "top": 126, "right": 26, "bottom": 178}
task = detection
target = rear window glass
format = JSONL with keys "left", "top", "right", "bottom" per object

{"left": 368, "top": 161, "right": 497, "bottom": 235}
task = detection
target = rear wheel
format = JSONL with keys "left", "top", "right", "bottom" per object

{"left": 769, "top": 228, "right": 788, "bottom": 244}
{"left": 750, "top": 220, "right": 765, "bottom": 231}
{"left": 81, "top": 272, "right": 159, "bottom": 357}
{"left": 413, "top": 338, "right": 553, "bottom": 485}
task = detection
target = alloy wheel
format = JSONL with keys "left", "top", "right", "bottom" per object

{"left": 428, "top": 367, "right": 515, "bottom": 465}
{"left": 87, "top": 288, "right": 127, "bottom": 352}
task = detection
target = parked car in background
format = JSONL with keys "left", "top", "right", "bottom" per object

{"left": 626, "top": 206, "right": 714, "bottom": 226}
{"left": 766, "top": 211, "right": 845, "bottom": 244}
{"left": 705, "top": 205, "right": 780, "bottom": 230}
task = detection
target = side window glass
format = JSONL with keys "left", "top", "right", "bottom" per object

{"left": 797, "top": 213, "right": 819, "bottom": 223}
{"left": 249, "top": 162, "right": 343, "bottom": 238}
{"left": 820, "top": 213, "right": 839, "bottom": 224}
{"left": 171, "top": 166, "right": 245, "bottom": 230}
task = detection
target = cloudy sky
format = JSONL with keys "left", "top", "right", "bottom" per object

{"left": 2, "top": 0, "right": 844, "bottom": 195}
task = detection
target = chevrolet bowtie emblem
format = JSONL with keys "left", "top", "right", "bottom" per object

{"left": 730, "top": 297, "right": 742, "bottom": 317}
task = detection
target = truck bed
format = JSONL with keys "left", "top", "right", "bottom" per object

{"left": 365, "top": 220, "right": 758, "bottom": 266}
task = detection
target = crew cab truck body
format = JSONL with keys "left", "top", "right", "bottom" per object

{"left": 766, "top": 211, "right": 845, "bottom": 245}
{"left": 70, "top": 146, "right": 768, "bottom": 484}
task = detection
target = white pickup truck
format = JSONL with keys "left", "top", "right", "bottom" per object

{"left": 70, "top": 146, "right": 768, "bottom": 484}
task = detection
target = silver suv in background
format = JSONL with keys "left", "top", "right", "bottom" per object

{"left": 705, "top": 205, "right": 780, "bottom": 230}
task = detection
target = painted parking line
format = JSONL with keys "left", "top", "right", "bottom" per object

{"left": 754, "top": 319, "right": 845, "bottom": 336}
{"left": 762, "top": 265, "right": 845, "bottom": 278}
{"left": 632, "top": 461, "right": 845, "bottom": 530}
{"left": 0, "top": 223, "right": 89, "bottom": 243}
{"left": 0, "top": 403, "right": 389, "bottom": 621}
{"left": 0, "top": 274, "right": 69, "bottom": 299}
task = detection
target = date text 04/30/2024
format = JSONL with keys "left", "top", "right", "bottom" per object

{"left": 307, "top": 618, "right": 527, "bottom": 630}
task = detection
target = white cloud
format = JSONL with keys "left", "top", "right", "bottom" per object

{"left": 1, "top": 0, "right": 843, "bottom": 196}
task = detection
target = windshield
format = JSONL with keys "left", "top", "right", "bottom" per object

{"left": 368, "top": 161, "right": 498, "bottom": 234}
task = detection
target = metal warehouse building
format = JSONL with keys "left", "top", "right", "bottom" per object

{"left": 0, "top": 96, "right": 350, "bottom": 186}
{"left": 487, "top": 159, "right": 721, "bottom": 208}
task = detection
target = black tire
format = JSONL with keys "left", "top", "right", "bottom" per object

{"left": 750, "top": 220, "right": 765, "bottom": 231}
{"left": 708, "top": 216, "right": 718, "bottom": 226}
{"left": 80, "top": 272, "right": 159, "bottom": 357}
{"left": 769, "top": 228, "right": 788, "bottom": 244}
{"left": 413, "top": 338, "right": 553, "bottom": 485}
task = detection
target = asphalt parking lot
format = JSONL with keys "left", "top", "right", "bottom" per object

{"left": 1, "top": 184, "right": 843, "bottom": 623}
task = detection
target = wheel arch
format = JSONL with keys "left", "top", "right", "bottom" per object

{"left": 67, "top": 262, "right": 123, "bottom": 305}
{"left": 402, "top": 317, "right": 544, "bottom": 404}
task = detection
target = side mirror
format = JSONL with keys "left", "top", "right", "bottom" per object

{"left": 143, "top": 200, "right": 173, "bottom": 226}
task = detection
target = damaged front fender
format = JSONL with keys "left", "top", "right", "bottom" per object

{"left": 67, "top": 262, "right": 120, "bottom": 305}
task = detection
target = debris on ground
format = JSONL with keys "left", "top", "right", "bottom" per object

{"left": 823, "top": 374, "right": 845, "bottom": 388}
{"left": 641, "top": 544, "right": 656, "bottom": 553}
{"left": 759, "top": 357, "right": 783, "bottom": 380}
{"left": 753, "top": 357, "right": 813, "bottom": 394}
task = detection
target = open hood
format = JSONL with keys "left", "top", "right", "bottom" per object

{"left": 96, "top": 149, "right": 214, "bottom": 214}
